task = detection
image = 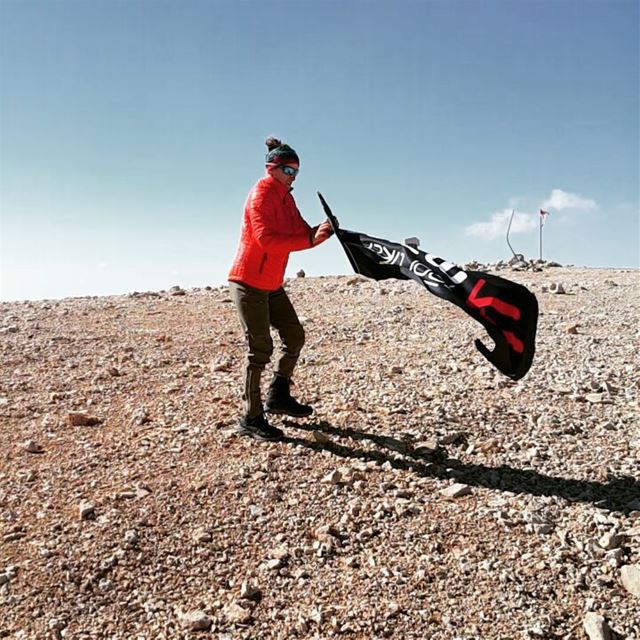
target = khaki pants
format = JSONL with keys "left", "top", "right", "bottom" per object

{"left": 229, "top": 281, "right": 305, "bottom": 418}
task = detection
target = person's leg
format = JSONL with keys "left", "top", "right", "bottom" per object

{"left": 265, "top": 287, "right": 312, "bottom": 417}
{"left": 229, "top": 282, "right": 284, "bottom": 440}
{"left": 268, "top": 287, "right": 305, "bottom": 378}
{"left": 229, "top": 281, "right": 273, "bottom": 418}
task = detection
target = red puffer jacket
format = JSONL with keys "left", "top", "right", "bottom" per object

{"left": 228, "top": 175, "right": 313, "bottom": 291}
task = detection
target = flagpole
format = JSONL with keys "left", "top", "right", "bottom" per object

{"left": 506, "top": 209, "right": 516, "bottom": 258}
{"left": 539, "top": 213, "right": 542, "bottom": 261}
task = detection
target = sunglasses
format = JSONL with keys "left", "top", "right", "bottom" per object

{"left": 280, "top": 165, "right": 299, "bottom": 177}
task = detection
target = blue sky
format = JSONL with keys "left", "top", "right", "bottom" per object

{"left": 1, "top": 0, "right": 638, "bottom": 301}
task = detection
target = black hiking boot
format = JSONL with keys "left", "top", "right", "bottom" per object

{"left": 265, "top": 375, "right": 313, "bottom": 418}
{"left": 236, "top": 413, "right": 284, "bottom": 441}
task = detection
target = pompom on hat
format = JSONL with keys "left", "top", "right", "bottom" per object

{"left": 265, "top": 136, "right": 299, "bottom": 165}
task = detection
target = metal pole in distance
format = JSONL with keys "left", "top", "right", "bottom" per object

{"left": 506, "top": 209, "right": 516, "bottom": 258}
{"left": 539, "top": 214, "right": 543, "bottom": 261}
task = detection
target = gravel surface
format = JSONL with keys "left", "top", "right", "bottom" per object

{"left": 1, "top": 266, "right": 638, "bottom": 639}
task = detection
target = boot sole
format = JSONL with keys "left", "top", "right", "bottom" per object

{"left": 236, "top": 426, "right": 283, "bottom": 441}
{"left": 265, "top": 407, "right": 313, "bottom": 418}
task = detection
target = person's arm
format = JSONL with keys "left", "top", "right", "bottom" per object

{"left": 249, "top": 189, "right": 313, "bottom": 252}
{"left": 309, "top": 221, "right": 333, "bottom": 246}
{"left": 296, "top": 208, "right": 333, "bottom": 247}
{"left": 249, "top": 190, "right": 332, "bottom": 251}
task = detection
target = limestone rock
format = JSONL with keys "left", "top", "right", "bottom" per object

{"left": 179, "top": 610, "right": 212, "bottom": 631}
{"left": 620, "top": 564, "right": 640, "bottom": 597}
{"left": 240, "top": 581, "right": 261, "bottom": 601}
{"left": 223, "top": 601, "right": 252, "bottom": 624}
{"left": 582, "top": 612, "right": 612, "bottom": 640}
{"left": 23, "top": 439, "right": 43, "bottom": 454}
{"left": 440, "top": 483, "right": 472, "bottom": 499}
{"left": 78, "top": 500, "right": 95, "bottom": 520}
{"left": 311, "top": 430, "right": 332, "bottom": 444}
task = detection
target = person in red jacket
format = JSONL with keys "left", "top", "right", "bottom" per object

{"left": 228, "top": 137, "right": 333, "bottom": 441}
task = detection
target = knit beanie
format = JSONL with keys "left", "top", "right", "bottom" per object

{"left": 265, "top": 136, "right": 299, "bottom": 165}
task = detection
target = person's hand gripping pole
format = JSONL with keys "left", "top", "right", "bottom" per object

{"left": 310, "top": 220, "right": 333, "bottom": 246}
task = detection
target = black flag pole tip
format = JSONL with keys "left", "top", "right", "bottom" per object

{"left": 318, "top": 192, "right": 340, "bottom": 233}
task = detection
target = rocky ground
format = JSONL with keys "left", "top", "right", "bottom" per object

{"left": 1, "top": 266, "right": 639, "bottom": 640}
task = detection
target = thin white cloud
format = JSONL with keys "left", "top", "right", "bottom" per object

{"left": 465, "top": 188, "right": 598, "bottom": 240}
{"left": 541, "top": 188, "right": 597, "bottom": 212}
{"left": 465, "top": 208, "right": 537, "bottom": 240}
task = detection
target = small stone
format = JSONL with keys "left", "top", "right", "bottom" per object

{"left": 565, "top": 324, "right": 580, "bottom": 334}
{"left": 240, "top": 581, "right": 261, "bottom": 601}
{"left": 193, "top": 528, "right": 212, "bottom": 543}
{"left": 98, "top": 578, "right": 113, "bottom": 591}
{"left": 48, "top": 618, "right": 65, "bottom": 631}
{"left": 41, "top": 413, "right": 57, "bottom": 427}
{"left": 477, "top": 438, "right": 499, "bottom": 452}
{"left": 223, "top": 601, "right": 252, "bottom": 624}
{"left": 438, "top": 432, "right": 466, "bottom": 445}
{"left": 605, "top": 548, "right": 624, "bottom": 567}
{"left": 315, "top": 524, "right": 341, "bottom": 540}
{"left": 307, "top": 608, "right": 323, "bottom": 624}
{"left": 263, "top": 558, "right": 282, "bottom": 571}
{"left": 131, "top": 408, "right": 149, "bottom": 425}
{"left": 179, "top": 610, "right": 212, "bottom": 631}
{"left": 582, "top": 612, "right": 612, "bottom": 640}
{"left": 620, "top": 564, "right": 640, "bottom": 597}
{"left": 78, "top": 500, "right": 95, "bottom": 520}
{"left": 124, "top": 530, "right": 139, "bottom": 545}
{"left": 68, "top": 412, "right": 102, "bottom": 427}
{"left": 5, "top": 566, "right": 17, "bottom": 579}
{"left": 272, "top": 544, "right": 290, "bottom": 561}
{"left": 296, "top": 269, "right": 306, "bottom": 278}
{"left": 295, "top": 619, "right": 309, "bottom": 634}
{"left": 549, "top": 282, "right": 566, "bottom": 294}
{"left": 532, "top": 523, "right": 554, "bottom": 535}
{"left": 321, "top": 470, "right": 343, "bottom": 485}
{"left": 135, "top": 485, "right": 151, "bottom": 499}
{"left": 249, "top": 505, "right": 264, "bottom": 517}
{"left": 440, "top": 483, "right": 472, "bottom": 499}
{"left": 414, "top": 439, "right": 439, "bottom": 452}
{"left": 311, "top": 430, "right": 332, "bottom": 444}
{"left": 3, "top": 532, "right": 25, "bottom": 542}
{"left": 100, "top": 555, "right": 118, "bottom": 571}
{"left": 0, "top": 325, "right": 18, "bottom": 334}
{"left": 115, "top": 490, "right": 137, "bottom": 500}
{"left": 23, "top": 440, "right": 43, "bottom": 454}
{"left": 598, "top": 532, "right": 620, "bottom": 550}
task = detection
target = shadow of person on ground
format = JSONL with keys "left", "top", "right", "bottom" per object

{"left": 280, "top": 419, "right": 639, "bottom": 515}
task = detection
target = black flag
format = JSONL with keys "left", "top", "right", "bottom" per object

{"left": 318, "top": 192, "right": 538, "bottom": 380}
